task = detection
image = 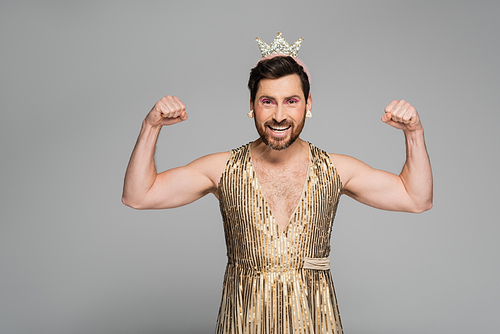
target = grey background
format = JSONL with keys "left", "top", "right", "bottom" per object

{"left": 1, "top": 1, "right": 499, "bottom": 333}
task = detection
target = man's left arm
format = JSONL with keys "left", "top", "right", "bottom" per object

{"left": 333, "top": 100, "right": 433, "bottom": 213}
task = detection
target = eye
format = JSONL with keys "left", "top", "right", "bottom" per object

{"left": 287, "top": 98, "right": 299, "bottom": 104}
{"left": 261, "top": 99, "right": 274, "bottom": 105}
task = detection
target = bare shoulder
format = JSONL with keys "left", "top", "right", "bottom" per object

{"left": 187, "top": 151, "right": 230, "bottom": 187}
{"left": 328, "top": 153, "right": 372, "bottom": 189}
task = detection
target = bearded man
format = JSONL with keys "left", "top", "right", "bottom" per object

{"left": 122, "top": 32, "right": 433, "bottom": 334}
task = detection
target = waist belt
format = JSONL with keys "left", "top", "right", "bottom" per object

{"left": 303, "top": 257, "right": 330, "bottom": 270}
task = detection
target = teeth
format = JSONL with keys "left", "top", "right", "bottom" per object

{"left": 269, "top": 125, "right": 291, "bottom": 132}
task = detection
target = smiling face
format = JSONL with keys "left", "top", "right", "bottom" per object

{"left": 251, "top": 74, "right": 312, "bottom": 151}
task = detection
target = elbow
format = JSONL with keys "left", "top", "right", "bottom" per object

{"left": 121, "top": 195, "right": 134, "bottom": 208}
{"left": 411, "top": 200, "right": 433, "bottom": 213}
{"left": 121, "top": 195, "right": 145, "bottom": 210}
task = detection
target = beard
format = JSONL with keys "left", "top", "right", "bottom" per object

{"left": 255, "top": 117, "right": 305, "bottom": 151}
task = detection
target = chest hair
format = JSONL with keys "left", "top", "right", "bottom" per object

{"left": 254, "top": 160, "right": 309, "bottom": 228}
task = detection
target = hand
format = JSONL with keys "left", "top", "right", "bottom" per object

{"left": 381, "top": 100, "right": 422, "bottom": 132}
{"left": 145, "top": 95, "right": 188, "bottom": 127}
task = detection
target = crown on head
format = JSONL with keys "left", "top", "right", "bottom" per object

{"left": 255, "top": 31, "right": 304, "bottom": 57}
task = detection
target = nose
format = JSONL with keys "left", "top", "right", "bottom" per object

{"left": 273, "top": 104, "right": 286, "bottom": 123}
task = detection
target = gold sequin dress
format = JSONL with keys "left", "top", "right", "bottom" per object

{"left": 216, "top": 143, "right": 344, "bottom": 334}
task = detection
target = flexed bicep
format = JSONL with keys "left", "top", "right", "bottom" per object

{"left": 331, "top": 154, "right": 420, "bottom": 213}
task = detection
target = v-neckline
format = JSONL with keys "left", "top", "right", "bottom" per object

{"left": 248, "top": 143, "right": 312, "bottom": 234}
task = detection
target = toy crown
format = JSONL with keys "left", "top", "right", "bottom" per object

{"left": 255, "top": 31, "right": 304, "bottom": 57}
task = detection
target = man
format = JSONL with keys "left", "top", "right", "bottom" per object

{"left": 122, "top": 32, "right": 432, "bottom": 334}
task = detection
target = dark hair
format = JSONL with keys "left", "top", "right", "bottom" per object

{"left": 248, "top": 56, "right": 310, "bottom": 103}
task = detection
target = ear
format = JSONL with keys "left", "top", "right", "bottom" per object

{"left": 250, "top": 98, "right": 254, "bottom": 111}
{"left": 306, "top": 93, "right": 313, "bottom": 111}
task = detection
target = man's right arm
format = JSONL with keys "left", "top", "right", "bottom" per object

{"left": 122, "top": 95, "right": 227, "bottom": 210}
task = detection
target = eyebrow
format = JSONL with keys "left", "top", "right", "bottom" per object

{"left": 258, "top": 95, "right": 302, "bottom": 101}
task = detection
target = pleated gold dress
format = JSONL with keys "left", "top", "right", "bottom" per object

{"left": 216, "top": 143, "right": 343, "bottom": 334}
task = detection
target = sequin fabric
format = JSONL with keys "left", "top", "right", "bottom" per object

{"left": 216, "top": 143, "right": 344, "bottom": 334}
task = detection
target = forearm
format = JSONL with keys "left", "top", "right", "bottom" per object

{"left": 399, "top": 129, "right": 433, "bottom": 212}
{"left": 122, "top": 121, "right": 162, "bottom": 208}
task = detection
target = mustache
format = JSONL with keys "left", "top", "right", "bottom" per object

{"left": 264, "top": 120, "right": 292, "bottom": 127}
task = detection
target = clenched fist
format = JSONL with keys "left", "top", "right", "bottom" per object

{"left": 381, "top": 100, "right": 422, "bottom": 132}
{"left": 145, "top": 95, "right": 188, "bottom": 127}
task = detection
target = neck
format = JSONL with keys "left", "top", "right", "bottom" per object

{"left": 251, "top": 138, "right": 307, "bottom": 164}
